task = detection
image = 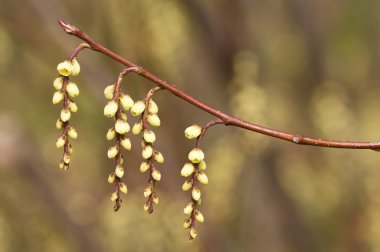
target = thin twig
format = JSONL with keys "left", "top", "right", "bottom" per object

{"left": 57, "top": 20, "right": 380, "bottom": 150}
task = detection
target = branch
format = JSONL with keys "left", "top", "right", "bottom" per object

{"left": 57, "top": 20, "right": 380, "bottom": 150}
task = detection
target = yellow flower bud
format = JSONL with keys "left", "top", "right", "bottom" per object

{"left": 56, "top": 119, "right": 63, "bottom": 129}
{"left": 144, "top": 186, "right": 152, "bottom": 198}
{"left": 66, "top": 82, "right": 79, "bottom": 97}
{"left": 197, "top": 172, "right": 208, "bottom": 185}
{"left": 152, "top": 169, "right": 161, "bottom": 181}
{"left": 153, "top": 151, "right": 164, "bottom": 163}
{"left": 120, "top": 111, "right": 127, "bottom": 121}
{"left": 52, "top": 91, "right": 64, "bottom": 104}
{"left": 184, "top": 125, "right": 202, "bottom": 139}
{"left": 152, "top": 195, "right": 159, "bottom": 205}
{"left": 143, "top": 130, "right": 156, "bottom": 143}
{"left": 131, "top": 100, "right": 146, "bottom": 116}
{"left": 106, "top": 128, "right": 116, "bottom": 141}
{"left": 192, "top": 187, "right": 201, "bottom": 201}
{"left": 107, "top": 145, "right": 118, "bottom": 159}
{"left": 181, "top": 163, "right": 195, "bottom": 177}
{"left": 132, "top": 122, "right": 143, "bottom": 135}
{"left": 182, "top": 179, "right": 193, "bottom": 191}
{"left": 104, "top": 84, "right": 115, "bottom": 99}
{"left": 70, "top": 58, "right": 80, "bottom": 76}
{"left": 111, "top": 192, "right": 118, "bottom": 202}
{"left": 56, "top": 136, "right": 66, "bottom": 148}
{"left": 59, "top": 161, "right": 65, "bottom": 170}
{"left": 120, "top": 137, "right": 132, "bottom": 151}
{"left": 120, "top": 93, "right": 134, "bottom": 110}
{"left": 142, "top": 145, "right": 153, "bottom": 159}
{"left": 184, "top": 202, "right": 193, "bottom": 215}
{"left": 60, "top": 108, "right": 71, "bottom": 122}
{"left": 63, "top": 153, "right": 71, "bottom": 164}
{"left": 53, "top": 77, "right": 63, "bottom": 90}
{"left": 143, "top": 202, "right": 150, "bottom": 212}
{"left": 140, "top": 162, "right": 150, "bottom": 173}
{"left": 183, "top": 218, "right": 192, "bottom": 229}
{"left": 68, "top": 144, "right": 73, "bottom": 154}
{"left": 68, "top": 126, "right": 78, "bottom": 139}
{"left": 104, "top": 100, "right": 118, "bottom": 117}
{"left": 108, "top": 173, "right": 115, "bottom": 183}
{"left": 148, "top": 100, "right": 159, "bottom": 114}
{"left": 147, "top": 114, "right": 161, "bottom": 127}
{"left": 198, "top": 160, "right": 207, "bottom": 170}
{"left": 119, "top": 182, "right": 128, "bottom": 194}
{"left": 195, "top": 210, "right": 204, "bottom": 223}
{"left": 115, "top": 119, "right": 130, "bottom": 134}
{"left": 57, "top": 60, "right": 73, "bottom": 76}
{"left": 189, "top": 228, "right": 197, "bottom": 239}
{"left": 188, "top": 148, "right": 204, "bottom": 163}
{"left": 115, "top": 165, "right": 124, "bottom": 178}
{"left": 68, "top": 100, "right": 78, "bottom": 113}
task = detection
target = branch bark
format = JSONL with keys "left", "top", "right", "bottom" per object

{"left": 57, "top": 20, "right": 380, "bottom": 150}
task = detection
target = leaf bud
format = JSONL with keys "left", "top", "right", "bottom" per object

{"left": 147, "top": 114, "right": 161, "bottom": 127}
{"left": 52, "top": 91, "right": 64, "bottom": 104}
{"left": 104, "top": 100, "right": 118, "bottom": 117}
{"left": 184, "top": 125, "right": 202, "bottom": 139}
{"left": 104, "top": 84, "right": 115, "bottom": 99}
{"left": 181, "top": 163, "right": 195, "bottom": 177}
{"left": 120, "top": 93, "right": 134, "bottom": 110}
{"left": 131, "top": 101, "right": 146, "bottom": 116}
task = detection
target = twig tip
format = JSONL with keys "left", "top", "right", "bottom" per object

{"left": 57, "top": 19, "right": 78, "bottom": 35}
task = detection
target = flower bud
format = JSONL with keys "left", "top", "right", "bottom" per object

{"left": 143, "top": 130, "right": 156, "bottom": 143}
{"left": 115, "top": 120, "right": 130, "bottom": 134}
{"left": 59, "top": 161, "right": 67, "bottom": 170}
{"left": 120, "top": 93, "right": 134, "bottom": 110}
{"left": 183, "top": 202, "right": 193, "bottom": 215}
{"left": 67, "top": 144, "right": 73, "bottom": 154}
{"left": 152, "top": 169, "right": 161, "bottom": 181}
{"left": 152, "top": 194, "right": 159, "bottom": 205}
{"left": 198, "top": 160, "right": 207, "bottom": 170}
{"left": 115, "top": 165, "right": 124, "bottom": 178}
{"left": 197, "top": 172, "right": 208, "bottom": 185}
{"left": 107, "top": 145, "right": 118, "bottom": 159}
{"left": 57, "top": 60, "right": 73, "bottom": 76}
{"left": 153, "top": 151, "right": 164, "bottom": 163}
{"left": 66, "top": 82, "right": 79, "bottom": 97}
{"left": 68, "top": 100, "right": 78, "bottom": 113}
{"left": 182, "top": 179, "right": 193, "bottom": 191}
{"left": 106, "top": 128, "right": 116, "bottom": 141}
{"left": 60, "top": 108, "right": 71, "bottom": 122}
{"left": 52, "top": 91, "right": 64, "bottom": 104}
{"left": 68, "top": 126, "right": 78, "bottom": 139}
{"left": 140, "top": 162, "right": 150, "bottom": 173}
{"left": 184, "top": 125, "right": 202, "bottom": 139}
{"left": 111, "top": 192, "right": 118, "bottom": 202}
{"left": 108, "top": 173, "right": 115, "bottom": 183}
{"left": 120, "top": 111, "right": 127, "bottom": 121}
{"left": 119, "top": 182, "right": 128, "bottom": 194}
{"left": 189, "top": 228, "right": 197, "bottom": 239}
{"left": 188, "top": 148, "right": 204, "bottom": 163}
{"left": 142, "top": 145, "right": 153, "bottom": 159}
{"left": 53, "top": 77, "right": 63, "bottom": 90}
{"left": 148, "top": 100, "right": 159, "bottom": 114}
{"left": 131, "top": 101, "right": 146, "bottom": 116}
{"left": 70, "top": 58, "right": 80, "bottom": 76}
{"left": 56, "top": 119, "right": 64, "bottom": 129}
{"left": 104, "top": 84, "right": 115, "bottom": 99}
{"left": 181, "top": 163, "right": 195, "bottom": 177}
{"left": 143, "top": 202, "right": 150, "bottom": 212}
{"left": 120, "top": 137, "right": 132, "bottom": 151}
{"left": 132, "top": 122, "right": 143, "bottom": 135}
{"left": 104, "top": 100, "right": 118, "bottom": 117}
{"left": 56, "top": 136, "right": 66, "bottom": 148}
{"left": 192, "top": 187, "right": 201, "bottom": 201}
{"left": 183, "top": 218, "right": 192, "bottom": 229}
{"left": 195, "top": 210, "right": 204, "bottom": 223}
{"left": 144, "top": 186, "right": 152, "bottom": 198}
{"left": 147, "top": 114, "right": 161, "bottom": 127}
{"left": 63, "top": 153, "right": 71, "bottom": 164}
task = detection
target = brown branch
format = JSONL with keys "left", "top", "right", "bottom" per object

{"left": 57, "top": 20, "right": 380, "bottom": 150}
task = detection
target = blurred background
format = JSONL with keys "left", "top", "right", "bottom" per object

{"left": 1, "top": 0, "right": 380, "bottom": 251}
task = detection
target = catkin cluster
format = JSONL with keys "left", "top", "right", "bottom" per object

{"left": 131, "top": 91, "right": 164, "bottom": 214}
{"left": 53, "top": 58, "right": 80, "bottom": 170}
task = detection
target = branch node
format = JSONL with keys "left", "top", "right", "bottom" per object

{"left": 292, "top": 135, "right": 302, "bottom": 144}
